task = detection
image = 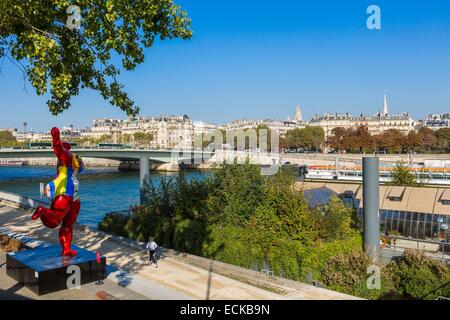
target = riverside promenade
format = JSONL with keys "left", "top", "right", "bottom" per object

{"left": 0, "top": 193, "right": 359, "bottom": 300}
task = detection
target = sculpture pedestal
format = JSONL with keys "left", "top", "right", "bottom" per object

{"left": 6, "top": 245, "right": 106, "bottom": 296}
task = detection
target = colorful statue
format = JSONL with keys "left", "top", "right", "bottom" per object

{"left": 32, "top": 127, "right": 84, "bottom": 256}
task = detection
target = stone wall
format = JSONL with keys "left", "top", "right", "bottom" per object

{"left": 5, "top": 157, "right": 120, "bottom": 167}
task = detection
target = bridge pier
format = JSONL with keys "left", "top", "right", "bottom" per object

{"left": 140, "top": 156, "right": 150, "bottom": 204}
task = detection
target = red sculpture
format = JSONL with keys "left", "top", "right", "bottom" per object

{"left": 32, "top": 127, "right": 84, "bottom": 256}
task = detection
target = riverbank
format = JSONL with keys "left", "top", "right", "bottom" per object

{"left": 0, "top": 167, "right": 210, "bottom": 227}
{"left": 0, "top": 157, "right": 218, "bottom": 172}
{"left": 0, "top": 157, "right": 120, "bottom": 167}
{"left": 4, "top": 152, "right": 450, "bottom": 169}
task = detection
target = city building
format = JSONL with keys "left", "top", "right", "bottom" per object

{"left": 4, "top": 100, "right": 426, "bottom": 148}
{"left": 10, "top": 128, "right": 51, "bottom": 142}
{"left": 193, "top": 121, "right": 219, "bottom": 137}
{"left": 150, "top": 115, "right": 194, "bottom": 150}
{"left": 90, "top": 114, "right": 194, "bottom": 149}
{"left": 416, "top": 113, "right": 450, "bottom": 131}
{"left": 223, "top": 106, "right": 307, "bottom": 137}
{"left": 309, "top": 96, "right": 414, "bottom": 139}
{"left": 90, "top": 118, "right": 123, "bottom": 139}
{"left": 294, "top": 105, "right": 303, "bottom": 122}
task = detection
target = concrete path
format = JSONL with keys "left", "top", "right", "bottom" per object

{"left": 0, "top": 204, "right": 359, "bottom": 300}
{"left": 0, "top": 252, "right": 148, "bottom": 300}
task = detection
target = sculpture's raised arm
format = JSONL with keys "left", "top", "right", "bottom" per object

{"left": 51, "top": 127, "right": 72, "bottom": 165}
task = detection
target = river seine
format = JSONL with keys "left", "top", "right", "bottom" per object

{"left": 0, "top": 166, "right": 208, "bottom": 227}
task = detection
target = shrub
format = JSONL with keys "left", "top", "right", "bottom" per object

{"left": 390, "top": 161, "right": 417, "bottom": 186}
{"left": 311, "top": 196, "right": 354, "bottom": 241}
{"left": 172, "top": 218, "right": 207, "bottom": 255}
{"left": 386, "top": 250, "right": 450, "bottom": 300}
{"left": 203, "top": 224, "right": 264, "bottom": 270}
{"left": 322, "top": 250, "right": 393, "bottom": 300}
{"left": 98, "top": 212, "right": 130, "bottom": 238}
{"left": 300, "top": 234, "right": 362, "bottom": 281}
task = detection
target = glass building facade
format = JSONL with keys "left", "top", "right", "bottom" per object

{"left": 357, "top": 208, "right": 449, "bottom": 241}
{"left": 304, "top": 183, "right": 450, "bottom": 243}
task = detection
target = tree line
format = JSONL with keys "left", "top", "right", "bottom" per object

{"left": 278, "top": 125, "right": 450, "bottom": 154}
{"left": 0, "top": 131, "right": 25, "bottom": 148}
{"left": 326, "top": 126, "right": 450, "bottom": 154}
{"left": 2, "top": 125, "right": 449, "bottom": 154}
{"left": 0, "top": 131, "right": 154, "bottom": 148}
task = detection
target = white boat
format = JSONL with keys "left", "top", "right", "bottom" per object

{"left": 306, "top": 169, "right": 450, "bottom": 185}
{"left": 0, "top": 160, "right": 27, "bottom": 167}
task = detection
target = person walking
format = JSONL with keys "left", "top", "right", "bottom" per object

{"left": 146, "top": 237, "right": 158, "bottom": 267}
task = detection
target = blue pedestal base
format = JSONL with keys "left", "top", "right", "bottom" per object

{"left": 6, "top": 245, "right": 106, "bottom": 296}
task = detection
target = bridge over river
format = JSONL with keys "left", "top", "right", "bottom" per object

{"left": 0, "top": 148, "right": 215, "bottom": 201}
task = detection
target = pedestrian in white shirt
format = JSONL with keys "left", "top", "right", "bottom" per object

{"left": 146, "top": 237, "right": 158, "bottom": 267}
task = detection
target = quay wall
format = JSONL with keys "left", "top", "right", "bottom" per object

{"left": 4, "top": 157, "right": 120, "bottom": 167}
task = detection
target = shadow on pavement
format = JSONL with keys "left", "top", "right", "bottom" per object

{"left": 0, "top": 285, "right": 33, "bottom": 300}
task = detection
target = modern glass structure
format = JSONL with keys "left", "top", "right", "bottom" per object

{"left": 300, "top": 182, "right": 450, "bottom": 242}
{"left": 378, "top": 210, "right": 449, "bottom": 241}
{"left": 357, "top": 186, "right": 450, "bottom": 241}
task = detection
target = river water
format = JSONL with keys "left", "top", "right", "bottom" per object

{"left": 0, "top": 166, "right": 208, "bottom": 227}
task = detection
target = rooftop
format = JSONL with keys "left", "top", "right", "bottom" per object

{"left": 298, "top": 181, "right": 450, "bottom": 216}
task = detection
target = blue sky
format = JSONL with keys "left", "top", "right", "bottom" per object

{"left": 1, "top": 0, "right": 450, "bottom": 131}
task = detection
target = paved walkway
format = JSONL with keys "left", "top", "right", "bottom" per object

{"left": 0, "top": 204, "right": 358, "bottom": 300}
{"left": 0, "top": 252, "right": 149, "bottom": 300}
{"left": 381, "top": 246, "right": 450, "bottom": 265}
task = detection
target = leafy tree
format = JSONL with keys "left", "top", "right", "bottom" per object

{"left": 257, "top": 167, "right": 317, "bottom": 244}
{"left": 133, "top": 132, "right": 153, "bottom": 147}
{"left": 322, "top": 250, "right": 393, "bottom": 299}
{"left": 227, "top": 126, "right": 273, "bottom": 151}
{"left": 385, "top": 250, "right": 450, "bottom": 300}
{"left": 418, "top": 127, "right": 437, "bottom": 153}
{"left": 327, "top": 127, "right": 347, "bottom": 153}
{"left": 285, "top": 128, "right": 304, "bottom": 150}
{"left": 279, "top": 135, "right": 288, "bottom": 150}
{"left": 307, "top": 126, "right": 325, "bottom": 151}
{"left": 326, "top": 125, "right": 450, "bottom": 154}
{"left": 352, "top": 125, "right": 373, "bottom": 153}
{"left": 207, "top": 163, "right": 265, "bottom": 224}
{"left": 378, "top": 129, "right": 404, "bottom": 154}
{"left": 390, "top": 161, "right": 417, "bottom": 186}
{"left": 200, "top": 129, "right": 227, "bottom": 150}
{"left": 96, "top": 134, "right": 112, "bottom": 144}
{"left": 0, "top": 0, "right": 192, "bottom": 115}
{"left": 0, "top": 130, "right": 18, "bottom": 147}
{"left": 255, "top": 125, "right": 279, "bottom": 152}
{"left": 436, "top": 128, "right": 450, "bottom": 152}
{"left": 404, "top": 131, "right": 422, "bottom": 153}
{"left": 285, "top": 126, "right": 324, "bottom": 151}
{"left": 312, "top": 196, "right": 354, "bottom": 242}
{"left": 119, "top": 133, "right": 133, "bottom": 144}
{"left": 98, "top": 212, "right": 129, "bottom": 238}
{"left": 114, "top": 172, "right": 210, "bottom": 254}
